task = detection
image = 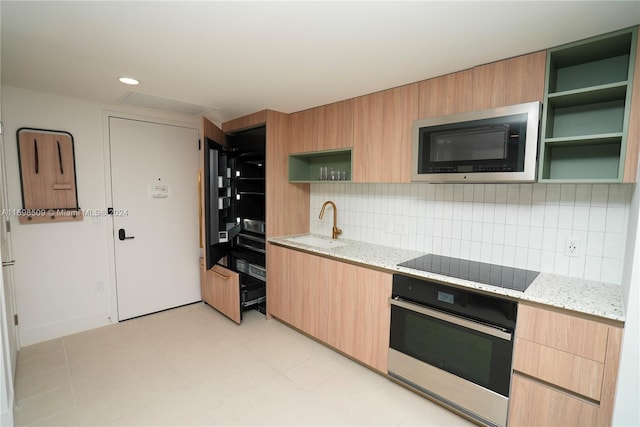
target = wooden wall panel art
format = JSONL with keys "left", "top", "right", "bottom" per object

{"left": 17, "top": 128, "right": 83, "bottom": 224}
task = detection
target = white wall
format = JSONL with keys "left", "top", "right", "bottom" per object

{"left": 612, "top": 167, "right": 640, "bottom": 424}
{"left": 1, "top": 86, "right": 199, "bottom": 346}
{"left": 311, "top": 183, "right": 632, "bottom": 283}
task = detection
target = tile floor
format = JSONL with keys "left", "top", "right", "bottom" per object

{"left": 13, "top": 303, "right": 474, "bottom": 426}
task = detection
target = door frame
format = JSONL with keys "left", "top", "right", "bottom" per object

{"left": 101, "top": 111, "right": 200, "bottom": 322}
{"left": 0, "top": 127, "right": 18, "bottom": 427}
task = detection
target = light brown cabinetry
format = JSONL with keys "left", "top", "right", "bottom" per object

{"left": 199, "top": 257, "right": 206, "bottom": 301}
{"left": 418, "top": 51, "right": 546, "bottom": 120}
{"left": 352, "top": 83, "right": 419, "bottom": 183}
{"left": 472, "top": 51, "right": 546, "bottom": 110}
{"left": 267, "top": 244, "right": 391, "bottom": 372}
{"left": 202, "top": 263, "right": 241, "bottom": 324}
{"left": 286, "top": 52, "right": 545, "bottom": 184}
{"left": 508, "top": 303, "right": 623, "bottom": 426}
{"left": 221, "top": 110, "right": 268, "bottom": 134}
{"left": 317, "top": 99, "right": 354, "bottom": 151}
{"left": 288, "top": 108, "right": 317, "bottom": 153}
{"left": 289, "top": 99, "right": 354, "bottom": 154}
{"left": 509, "top": 374, "right": 599, "bottom": 426}
{"left": 418, "top": 70, "right": 473, "bottom": 118}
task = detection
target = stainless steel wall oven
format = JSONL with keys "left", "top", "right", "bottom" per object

{"left": 388, "top": 274, "right": 518, "bottom": 427}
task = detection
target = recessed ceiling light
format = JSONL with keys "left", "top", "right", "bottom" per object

{"left": 119, "top": 76, "right": 139, "bottom": 85}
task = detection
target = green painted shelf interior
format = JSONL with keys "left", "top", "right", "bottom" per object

{"left": 539, "top": 27, "right": 637, "bottom": 182}
{"left": 289, "top": 149, "right": 352, "bottom": 182}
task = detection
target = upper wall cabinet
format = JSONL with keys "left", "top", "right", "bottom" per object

{"left": 288, "top": 108, "right": 317, "bottom": 153}
{"left": 418, "top": 70, "right": 473, "bottom": 118}
{"left": 538, "top": 27, "right": 638, "bottom": 183}
{"left": 418, "top": 52, "right": 546, "bottom": 120}
{"left": 471, "top": 51, "right": 546, "bottom": 110}
{"left": 317, "top": 99, "right": 354, "bottom": 151}
{"left": 352, "top": 83, "right": 420, "bottom": 183}
{"left": 288, "top": 99, "right": 354, "bottom": 154}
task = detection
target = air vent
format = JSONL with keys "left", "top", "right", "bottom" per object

{"left": 118, "top": 91, "right": 216, "bottom": 116}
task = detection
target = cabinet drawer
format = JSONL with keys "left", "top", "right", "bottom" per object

{"left": 508, "top": 373, "right": 599, "bottom": 427}
{"left": 516, "top": 304, "right": 608, "bottom": 362}
{"left": 513, "top": 338, "right": 604, "bottom": 401}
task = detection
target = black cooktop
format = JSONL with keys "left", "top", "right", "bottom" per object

{"left": 398, "top": 254, "right": 539, "bottom": 292}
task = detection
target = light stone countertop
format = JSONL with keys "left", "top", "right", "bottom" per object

{"left": 269, "top": 233, "right": 625, "bottom": 323}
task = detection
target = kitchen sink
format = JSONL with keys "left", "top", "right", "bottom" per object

{"left": 285, "top": 235, "right": 348, "bottom": 249}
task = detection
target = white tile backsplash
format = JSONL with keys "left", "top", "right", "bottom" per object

{"left": 309, "top": 183, "right": 633, "bottom": 284}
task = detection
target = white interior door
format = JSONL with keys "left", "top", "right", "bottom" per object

{"left": 109, "top": 117, "right": 200, "bottom": 321}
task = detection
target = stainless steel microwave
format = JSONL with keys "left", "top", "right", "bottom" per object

{"left": 411, "top": 101, "right": 541, "bottom": 183}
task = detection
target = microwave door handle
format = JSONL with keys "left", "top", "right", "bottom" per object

{"left": 389, "top": 297, "right": 512, "bottom": 341}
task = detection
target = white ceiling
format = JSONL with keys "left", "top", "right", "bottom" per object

{"left": 2, "top": 1, "right": 640, "bottom": 124}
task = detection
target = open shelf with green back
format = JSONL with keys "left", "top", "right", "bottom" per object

{"left": 288, "top": 148, "right": 352, "bottom": 183}
{"left": 539, "top": 27, "right": 637, "bottom": 182}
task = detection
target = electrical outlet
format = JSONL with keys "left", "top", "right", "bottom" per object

{"left": 565, "top": 237, "right": 580, "bottom": 257}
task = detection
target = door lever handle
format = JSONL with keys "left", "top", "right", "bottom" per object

{"left": 118, "top": 228, "right": 135, "bottom": 241}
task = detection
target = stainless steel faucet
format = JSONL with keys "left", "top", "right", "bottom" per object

{"left": 319, "top": 200, "right": 342, "bottom": 239}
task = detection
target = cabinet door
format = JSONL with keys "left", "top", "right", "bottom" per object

{"left": 352, "top": 83, "right": 419, "bottom": 183}
{"left": 300, "top": 254, "right": 325, "bottom": 338}
{"left": 472, "top": 51, "right": 546, "bottom": 110}
{"left": 513, "top": 338, "right": 604, "bottom": 401}
{"left": 418, "top": 70, "right": 473, "bottom": 118}
{"left": 329, "top": 264, "right": 391, "bottom": 373}
{"left": 221, "top": 110, "right": 267, "bottom": 134}
{"left": 199, "top": 258, "right": 207, "bottom": 302}
{"left": 508, "top": 373, "right": 599, "bottom": 427}
{"left": 317, "top": 99, "right": 354, "bottom": 151}
{"left": 267, "top": 244, "right": 301, "bottom": 326}
{"left": 207, "top": 264, "right": 241, "bottom": 324}
{"left": 268, "top": 245, "right": 321, "bottom": 334}
{"left": 266, "top": 244, "right": 286, "bottom": 320}
{"left": 266, "top": 245, "right": 392, "bottom": 372}
{"left": 516, "top": 304, "right": 608, "bottom": 362}
{"left": 288, "top": 108, "right": 317, "bottom": 153}
{"left": 511, "top": 303, "right": 624, "bottom": 426}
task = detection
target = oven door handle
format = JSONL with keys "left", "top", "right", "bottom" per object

{"left": 389, "top": 297, "right": 512, "bottom": 341}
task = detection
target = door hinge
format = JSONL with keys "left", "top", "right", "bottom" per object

{"left": 198, "top": 139, "right": 201, "bottom": 150}
{"left": 0, "top": 121, "right": 4, "bottom": 135}
{"left": 14, "top": 314, "right": 18, "bottom": 326}
{"left": 5, "top": 220, "right": 10, "bottom": 233}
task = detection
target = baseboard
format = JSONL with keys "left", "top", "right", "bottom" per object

{"left": 19, "top": 311, "right": 113, "bottom": 347}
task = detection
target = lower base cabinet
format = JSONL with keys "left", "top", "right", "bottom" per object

{"left": 508, "top": 303, "right": 623, "bottom": 426}
{"left": 201, "top": 262, "right": 241, "bottom": 324}
{"left": 509, "top": 373, "right": 599, "bottom": 426}
{"left": 267, "top": 244, "right": 391, "bottom": 372}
